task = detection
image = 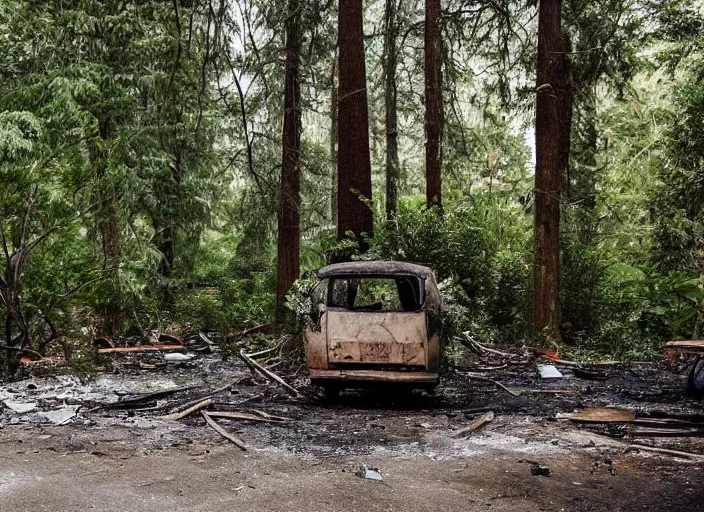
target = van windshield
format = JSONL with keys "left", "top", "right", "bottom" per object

{"left": 328, "top": 276, "right": 424, "bottom": 312}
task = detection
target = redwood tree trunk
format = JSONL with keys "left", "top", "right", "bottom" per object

{"left": 384, "top": 0, "right": 400, "bottom": 218}
{"left": 276, "top": 0, "right": 302, "bottom": 320}
{"left": 337, "top": 0, "right": 373, "bottom": 241}
{"left": 424, "top": 0, "right": 444, "bottom": 209}
{"left": 534, "top": 0, "right": 571, "bottom": 340}
{"left": 330, "top": 55, "right": 338, "bottom": 225}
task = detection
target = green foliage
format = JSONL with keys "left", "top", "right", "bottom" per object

{"left": 3, "top": 0, "right": 704, "bottom": 376}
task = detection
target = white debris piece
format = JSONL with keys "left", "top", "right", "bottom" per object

{"left": 3, "top": 401, "right": 37, "bottom": 414}
{"left": 537, "top": 365, "right": 563, "bottom": 379}
{"left": 356, "top": 466, "right": 383, "bottom": 481}
{"left": 164, "top": 353, "right": 196, "bottom": 362}
{"left": 37, "top": 406, "right": 81, "bottom": 425}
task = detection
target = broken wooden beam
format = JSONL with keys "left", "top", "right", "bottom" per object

{"left": 202, "top": 411, "right": 247, "bottom": 451}
{"left": 237, "top": 349, "right": 302, "bottom": 399}
{"left": 205, "top": 411, "right": 291, "bottom": 423}
{"left": 160, "top": 399, "right": 212, "bottom": 421}
{"left": 456, "top": 411, "right": 495, "bottom": 436}
{"left": 626, "top": 444, "right": 704, "bottom": 460}
{"left": 465, "top": 373, "right": 521, "bottom": 397}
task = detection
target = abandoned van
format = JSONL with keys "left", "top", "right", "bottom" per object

{"left": 303, "top": 261, "right": 442, "bottom": 395}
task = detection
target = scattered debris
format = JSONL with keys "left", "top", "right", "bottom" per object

{"left": 538, "top": 365, "right": 563, "bottom": 379}
{"left": 202, "top": 411, "right": 247, "bottom": 451}
{"left": 456, "top": 411, "right": 495, "bottom": 436}
{"left": 356, "top": 466, "right": 383, "bottom": 481}
{"left": 101, "top": 386, "right": 195, "bottom": 410}
{"left": 237, "top": 349, "right": 303, "bottom": 399}
{"left": 465, "top": 373, "right": 521, "bottom": 397}
{"left": 458, "top": 332, "right": 516, "bottom": 359}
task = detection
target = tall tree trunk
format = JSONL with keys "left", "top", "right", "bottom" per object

{"left": 94, "top": 118, "right": 122, "bottom": 335}
{"left": 330, "top": 55, "right": 338, "bottom": 225}
{"left": 534, "top": 0, "right": 571, "bottom": 340}
{"left": 424, "top": 0, "right": 444, "bottom": 209}
{"left": 384, "top": 0, "right": 400, "bottom": 218}
{"left": 276, "top": 0, "right": 302, "bottom": 320}
{"left": 337, "top": 0, "right": 373, "bottom": 243}
{"left": 157, "top": 149, "right": 182, "bottom": 306}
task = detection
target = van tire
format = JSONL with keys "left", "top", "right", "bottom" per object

{"left": 687, "top": 356, "right": 704, "bottom": 399}
{"left": 323, "top": 385, "right": 341, "bottom": 400}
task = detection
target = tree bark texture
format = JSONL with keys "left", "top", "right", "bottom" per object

{"left": 337, "top": 0, "right": 373, "bottom": 241}
{"left": 276, "top": 0, "right": 302, "bottom": 320}
{"left": 384, "top": 0, "right": 400, "bottom": 218}
{"left": 534, "top": 0, "right": 571, "bottom": 340}
{"left": 93, "top": 118, "right": 122, "bottom": 335}
{"left": 330, "top": 55, "right": 338, "bottom": 225}
{"left": 424, "top": 0, "right": 444, "bottom": 209}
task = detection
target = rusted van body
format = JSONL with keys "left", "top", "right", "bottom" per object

{"left": 303, "top": 261, "right": 442, "bottom": 394}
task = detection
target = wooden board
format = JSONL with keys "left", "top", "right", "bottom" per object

{"left": 569, "top": 407, "right": 636, "bottom": 423}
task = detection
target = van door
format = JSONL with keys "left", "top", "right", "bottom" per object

{"left": 326, "top": 310, "right": 427, "bottom": 366}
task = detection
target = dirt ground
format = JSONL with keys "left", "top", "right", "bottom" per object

{"left": 2, "top": 345, "right": 704, "bottom": 511}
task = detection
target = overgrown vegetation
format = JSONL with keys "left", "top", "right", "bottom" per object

{"left": 2, "top": 0, "right": 704, "bottom": 379}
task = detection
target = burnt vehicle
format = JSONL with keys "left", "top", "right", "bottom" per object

{"left": 303, "top": 261, "right": 442, "bottom": 395}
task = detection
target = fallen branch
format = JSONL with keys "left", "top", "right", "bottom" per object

{"left": 227, "top": 323, "right": 273, "bottom": 340}
{"left": 205, "top": 411, "right": 290, "bottom": 423}
{"left": 626, "top": 444, "right": 704, "bottom": 460}
{"left": 458, "top": 332, "right": 515, "bottom": 358}
{"left": 456, "top": 411, "right": 495, "bottom": 436}
{"left": 237, "top": 349, "right": 302, "bottom": 399}
{"left": 246, "top": 342, "right": 283, "bottom": 359}
{"left": 0, "top": 344, "right": 43, "bottom": 360}
{"left": 199, "top": 331, "right": 217, "bottom": 345}
{"left": 517, "top": 389, "right": 579, "bottom": 395}
{"left": 466, "top": 373, "right": 521, "bottom": 397}
{"left": 160, "top": 399, "right": 212, "bottom": 421}
{"left": 251, "top": 409, "right": 289, "bottom": 422}
{"left": 202, "top": 411, "right": 247, "bottom": 451}
{"left": 165, "top": 381, "right": 235, "bottom": 415}
{"left": 631, "top": 427, "right": 704, "bottom": 438}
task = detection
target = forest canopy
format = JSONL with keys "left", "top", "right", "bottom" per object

{"left": 1, "top": 0, "right": 704, "bottom": 378}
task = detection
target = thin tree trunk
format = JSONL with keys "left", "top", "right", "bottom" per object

{"left": 330, "top": 55, "right": 338, "bottom": 225}
{"left": 276, "top": 0, "right": 302, "bottom": 320}
{"left": 534, "top": 0, "right": 570, "bottom": 340}
{"left": 337, "top": 0, "right": 373, "bottom": 243}
{"left": 157, "top": 149, "right": 182, "bottom": 306}
{"left": 424, "top": 0, "right": 444, "bottom": 209}
{"left": 94, "top": 118, "right": 122, "bottom": 335}
{"left": 384, "top": 0, "right": 400, "bottom": 218}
